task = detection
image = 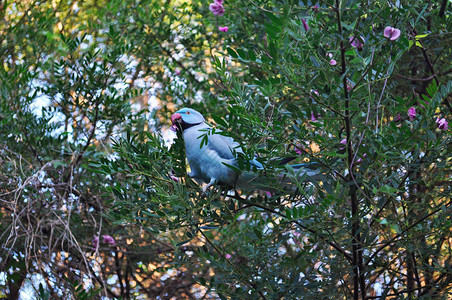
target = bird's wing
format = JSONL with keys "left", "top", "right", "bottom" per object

{"left": 205, "top": 131, "right": 265, "bottom": 169}
{"left": 205, "top": 132, "right": 242, "bottom": 160}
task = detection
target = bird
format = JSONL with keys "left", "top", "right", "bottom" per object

{"left": 170, "top": 108, "right": 320, "bottom": 192}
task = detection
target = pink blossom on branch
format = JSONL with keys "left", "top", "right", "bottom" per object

{"left": 219, "top": 26, "right": 228, "bottom": 32}
{"left": 356, "top": 153, "right": 367, "bottom": 164}
{"left": 102, "top": 234, "right": 116, "bottom": 247}
{"left": 327, "top": 53, "right": 337, "bottom": 65}
{"left": 295, "top": 144, "right": 305, "bottom": 155}
{"left": 436, "top": 118, "right": 448, "bottom": 131}
{"left": 408, "top": 107, "right": 416, "bottom": 121}
{"left": 384, "top": 26, "right": 401, "bottom": 41}
{"left": 339, "top": 138, "right": 347, "bottom": 150}
{"left": 310, "top": 89, "right": 320, "bottom": 96}
{"left": 209, "top": 1, "right": 225, "bottom": 16}
{"left": 302, "top": 18, "right": 309, "bottom": 32}
{"left": 92, "top": 236, "right": 99, "bottom": 249}
{"left": 349, "top": 36, "right": 364, "bottom": 49}
{"left": 311, "top": 112, "right": 317, "bottom": 121}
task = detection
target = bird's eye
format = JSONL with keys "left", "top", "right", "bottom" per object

{"left": 186, "top": 111, "right": 191, "bottom": 114}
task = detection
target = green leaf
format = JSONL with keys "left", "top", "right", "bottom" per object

{"left": 285, "top": 208, "right": 292, "bottom": 219}
{"left": 142, "top": 210, "right": 161, "bottom": 218}
{"left": 415, "top": 34, "right": 429, "bottom": 39}
{"left": 265, "top": 23, "right": 280, "bottom": 40}
{"left": 265, "top": 12, "right": 284, "bottom": 26}
{"left": 236, "top": 48, "right": 247, "bottom": 59}
{"left": 226, "top": 47, "right": 238, "bottom": 58}
{"left": 248, "top": 50, "right": 256, "bottom": 61}
{"left": 378, "top": 185, "right": 398, "bottom": 195}
{"left": 292, "top": 207, "right": 298, "bottom": 219}
{"left": 253, "top": 228, "right": 262, "bottom": 239}
{"left": 176, "top": 238, "right": 193, "bottom": 247}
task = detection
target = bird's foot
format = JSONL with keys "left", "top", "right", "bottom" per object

{"left": 201, "top": 185, "right": 210, "bottom": 197}
{"left": 201, "top": 183, "right": 214, "bottom": 197}
{"left": 201, "top": 179, "right": 217, "bottom": 197}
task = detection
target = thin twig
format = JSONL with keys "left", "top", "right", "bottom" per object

{"left": 365, "top": 199, "right": 452, "bottom": 266}
{"left": 230, "top": 193, "right": 353, "bottom": 262}
{"left": 198, "top": 229, "right": 268, "bottom": 300}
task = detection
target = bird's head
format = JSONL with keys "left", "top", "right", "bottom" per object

{"left": 170, "top": 108, "right": 205, "bottom": 131}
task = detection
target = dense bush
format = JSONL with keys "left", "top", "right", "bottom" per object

{"left": 0, "top": 0, "right": 450, "bottom": 298}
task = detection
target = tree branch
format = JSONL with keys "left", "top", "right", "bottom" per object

{"left": 335, "top": 0, "right": 366, "bottom": 298}
{"left": 230, "top": 193, "right": 353, "bottom": 262}
{"left": 198, "top": 228, "right": 268, "bottom": 300}
{"left": 365, "top": 200, "right": 452, "bottom": 266}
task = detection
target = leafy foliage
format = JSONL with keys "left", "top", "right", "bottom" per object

{"left": 0, "top": 0, "right": 451, "bottom": 299}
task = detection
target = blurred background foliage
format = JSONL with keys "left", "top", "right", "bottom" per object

{"left": 0, "top": 0, "right": 451, "bottom": 298}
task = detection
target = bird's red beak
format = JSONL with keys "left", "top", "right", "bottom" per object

{"left": 171, "top": 113, "right": 182, "bottom": 124}
{"left": 170, "top": 112, "right": 182, "bottom": 132}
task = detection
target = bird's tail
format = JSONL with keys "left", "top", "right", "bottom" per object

{"left": 289, "top": 162, "right": 321, "bottom": 177}
{"left": 235, "top": 162, "right": 324, "bottom": 193}
{"left": 276, "top": 162, "right": 325, "bottom": 186}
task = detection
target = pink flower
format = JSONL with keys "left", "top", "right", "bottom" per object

{"left": 340, "top": 138, "right": 347, "bottom": 145}
{"left": 209, "top": 1, "right": 225, "bottom": 16}
{"left": 102, "top": 234, "right": 116, "bottom": 247}
{"left": 293, "top": 231, "right": 301, "bottom": 245}
{"left": 311, "top": 112, "right": 317, "bottom": 121}
{"left": 215, "top": 0, "right": 223, "bottom": 3}
{"left": 219, "top": 26, "right": 228, "bottom": 32}
{"left": 327, "top": 53, "right": 337, "bottom": 65}
{"left": 394, "top": 113, "right": 401, "bottom": 122}
{"left": 312, "top": 4, "right": 319, "bottom": 12}
{"left": 384, "top": 26, "right": 401, "bottom": 41}
{"left": 349, "top": 36, "right": 364, "bottom": 49}
{"left": 170, "top": 175, "right": 179, "bottom": 182}
{"left": 436, "top": 118, "right": 448, "bottom": 131}
{"left": 175, "top": 68, "right": 181, "bottom": 75}
{"left": 92, "top": 236, "right": 99, "bottom": 249}
{"left": 265, "top": 191, "right": 273, "bottom": 197}
{"left": 226, "top": 253, "right": 232, "bottom": 259}
{"left": 340, "top": 138, "right": 347, "bottom": 150}
{"left": 310, "top": 89, "right": 320, "bottom": 96}
{"left": 356, "top": 153, "right": 367, "bottom": 164}
{"left": 302, "top": 18, "right": 309, "bottom": 32}
{"left": 408, "top": 107, "right": 416, "bottom": 121}
{"left": 295, "top": 144, "right": 304, "bottom": 155}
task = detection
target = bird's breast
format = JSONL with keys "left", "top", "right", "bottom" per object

{"left": 183, "top": 131, "right": 237, "bottom": 185}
